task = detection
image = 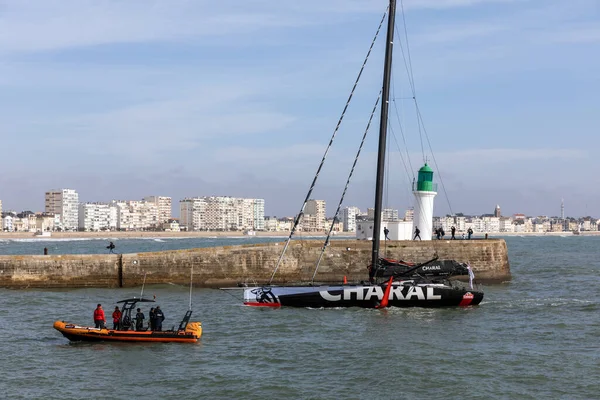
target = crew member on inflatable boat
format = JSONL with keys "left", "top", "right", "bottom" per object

{"left": 93, "top": 304, "right": 106, "bottom": 329}
{"left": 112, "top": 306, "right": 122, "bottom": 330}
{"left": 135, "top": 308, "right": 145, "bottom": 331}
{"left": 154, "top": 306, "right": 165, "bottom": 331}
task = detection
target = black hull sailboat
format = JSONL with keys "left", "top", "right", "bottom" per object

{"left": 242, "top": 0, "right": 483, "bottom": 309}
{"left": 244, "top": 282, "right": 482, "bottom": 308}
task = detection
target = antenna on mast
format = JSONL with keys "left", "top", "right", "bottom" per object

{"left": 140, "top": 272, "right": 147, "bottom": 298}
{"left": 189, "top": 266, "right": 193, "bottom": 311}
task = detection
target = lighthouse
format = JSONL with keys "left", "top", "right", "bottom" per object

{"left": 412, "top": 163, "right": 437, "bottom": 240}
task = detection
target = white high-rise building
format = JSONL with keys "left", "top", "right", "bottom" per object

{"left": 78, "top": 203, "right": 112, "bottom": 231}
{"left": 110, "top": 200, "right": 159, "bottom": 230}
{"left": 180, "top": 198, "right": 207, "bottom": 231}
{"left": 252, "top": 199, "right": 265, "bottom": 230}
{"left": 143, "top": 196, "right": 172, "bottom": 223}
{"left": 342, "top": 206, "right": 361, "bottom": 232}
{"left": 180, "top": 196, "right": 265, "bottom": 231}
{"left": 45, "top": 189, "right": 79, "bottom": 231}
{"left": 382, "top": 208, "right": 399, "bottom": 221}
{"left": 0, "top": 199, "right": 2, "bottom": 217}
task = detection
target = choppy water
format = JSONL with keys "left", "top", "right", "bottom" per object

{"left": 1, "top": 236, "right": 599, "bottom": 399}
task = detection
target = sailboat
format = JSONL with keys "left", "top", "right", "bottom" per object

{"left": 242, "top": 0, "right": 483, "bottom": 309}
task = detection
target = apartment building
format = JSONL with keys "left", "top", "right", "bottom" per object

{"left": 45, "top": 189, "right": 79, "bottom": 230}
{"left": 180, "top": 198, "right": 207, "bottom": 231}
{"left": 304, "top": 199, "right": 326, "bottom": 232}
{"left": 2, "top": 213, "right": 13, "bottom": 231}
{"left": 278, "top": 217, "right": 293, "bottom": 231}
{"left": 499, "top": 217, "right": 514, "bottom": 233}
{"left": 264, "top": 216, "right": 278, "bottom": 231}
{"left": 78, "top": 203, "right": 113, "bottom": 231}
{"left": 382, "top": 208, "right": 399, "bottom": 221}
{"left": 143, "top": 196, "right": 172, "bottom": 223}
{"left": 341, "top": 206, "right": 360, "bottom": 232}
{"left": 252, "top": 199, "right": 265, "bottom": 230}
{"left": 0, "top": 199, "right": 2, "bottom": 217}
{"left": 111, "top": 200, "right": 158, "bottom": 230}
{"left": 180, "top": 196, "right": 265, "bottom": 231}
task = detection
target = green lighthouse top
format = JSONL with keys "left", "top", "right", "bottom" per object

{"left": 415, "top": 163, "right": 436, "bottom": 191}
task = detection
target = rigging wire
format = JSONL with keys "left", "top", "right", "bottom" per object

{"left": 268, "top": 8, "right": 389, "bottom": 284}
{"left": 311, "top": 91, "right": 382, "bottom": 284}
{"left": 397, "top": 0, "right": 424, "bottom": 162}
{"left": 394, "top": 0, "right": 454, "bottom": 217}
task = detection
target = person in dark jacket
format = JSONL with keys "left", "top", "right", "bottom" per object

{"left": 135, "top": 308, "right": 145, "bottom": 331}
{"left": 451, "top": 226, "right": 456, "bottom": 240}
{"left": 413, "top": 226, "right": 421, "bottom": 240}
{"left": 154, "top": 306, "right": 165, "bottom": 331}
{"left": 149, "top": 307, "right": 155, "bottom": 331}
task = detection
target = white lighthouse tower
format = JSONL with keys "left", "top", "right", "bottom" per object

{"left": 412, "top": 163, "right": 437, "bottom": 240}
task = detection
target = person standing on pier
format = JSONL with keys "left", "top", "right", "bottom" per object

{"left": 413, "top": 226, "right": 421, "bottom": 240}
{"left": 451, "top": 226, "right": 456, "bottom": 240}
{"left": 467, "top": 228, "right": 474, "bottom": 240}
{"left": 383, "top": 227, "right": 390, "bottom": 240}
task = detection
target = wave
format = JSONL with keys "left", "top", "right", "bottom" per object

{"left": 6, "top": 238, "right": 116, "bottom": 243}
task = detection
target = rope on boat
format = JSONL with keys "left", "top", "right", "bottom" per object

{"left": 311, "top": 90, "right": 382, "bottom": 284}
{"left": 393, "top": 0, "right": 454, "bottom": 216}
{"left": 268, "top": 8, "right": 389, "bottom": 285}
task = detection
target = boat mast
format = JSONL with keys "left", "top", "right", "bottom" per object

{"left": 372, "top": 0, "right": 396, "bottom": 270}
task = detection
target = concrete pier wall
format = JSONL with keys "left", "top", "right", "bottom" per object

{"left": 0, "top": 239, "right": 511, "bottom": 288}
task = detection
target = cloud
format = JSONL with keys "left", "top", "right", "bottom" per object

{"left": 436, "top": 148, "right": 587, "bottom": 163}
{"left": 544, "top": 27, "right": 600, "bottom": 44}
{"left": 0, "top": 0, "right": 537, "bottom": 56}
{"left": 403, "top": 0, "right": 523, "bottom": 10}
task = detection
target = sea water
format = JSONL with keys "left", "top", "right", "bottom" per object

{"left": 1, "top": 236, "right": 599, "bottom": 399}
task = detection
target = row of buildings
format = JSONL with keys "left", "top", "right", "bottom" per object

{"left": 0, "top": 192, "right": 597, "bottom": 234}
{"left": 0, "top": 189, "right": 266, "bottom": 232}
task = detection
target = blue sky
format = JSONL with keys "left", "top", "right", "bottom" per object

{"left": 1, "top": 0, "right": 599, "bottom": 218}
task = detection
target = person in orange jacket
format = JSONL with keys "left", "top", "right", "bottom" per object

{"left": 112, "top": 306, "right": 122, "bottom": 330}
{"left": 93, "top": 304, "right": 106, "bottom": 329}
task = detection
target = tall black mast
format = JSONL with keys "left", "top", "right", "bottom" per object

{"left": 371, "top": 0, "right": 396, "bottom": 271}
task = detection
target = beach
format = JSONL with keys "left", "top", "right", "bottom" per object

{"left": 1, "top": 230, "right": 598, "bottom": 240}
{"left": 0, "top": 230, "right": 355, "bottom": 240}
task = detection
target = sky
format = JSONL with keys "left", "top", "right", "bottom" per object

{"left": 0, "top": 0, "right": 599, "bottom": 218}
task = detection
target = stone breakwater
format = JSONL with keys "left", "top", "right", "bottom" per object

{"left": 0, "top": 239, "right": 511, "bottom": 288}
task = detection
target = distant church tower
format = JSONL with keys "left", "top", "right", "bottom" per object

{"left": 494, "top": 205, "right": 501, "bottom": 217}
{"left": 412, "top": 163, "right": 437, "bottom": 241}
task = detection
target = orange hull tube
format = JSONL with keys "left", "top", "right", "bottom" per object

{"left": 53, "top": 321, "right": 202, "bottom": 343}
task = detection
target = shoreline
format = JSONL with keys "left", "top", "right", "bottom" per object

{"left": 0, "top": 230, "right": 598, "bottom": 240}
{"left": 0, "top": 231, "right": 355, "bottom": 240}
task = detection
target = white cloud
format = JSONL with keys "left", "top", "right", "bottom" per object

{"left": 437, "top": 148, "right": 587, "bottom": 163}
{"left": 404, "top": 0, "right": 523, "bottom": 10}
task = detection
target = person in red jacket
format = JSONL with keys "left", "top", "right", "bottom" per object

{"left": 93, "top": 304, "right": 106, "bottom": 329}
{"left": 112, "top": 306, "right": 122, "bottom": 330}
